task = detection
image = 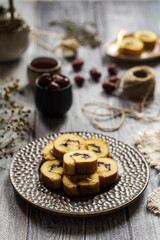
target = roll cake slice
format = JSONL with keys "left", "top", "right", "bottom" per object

{"left": 134, "top": 30, "right": 158, "bottom": 50}
{"left": 63, "top": 150, "right": 97, "bottom": 175}
{"left": 40, "top": 160, "right": 63, "bottom": 189}
{"left": 63, "top": 173, "right": 100, "bottom": 196}
{"left": 85, "top": 138, "right": 110, "bottom": 158}
{"left": 97, "top": 158, "right": 118, "bottom": 188}
{"left": 119, "top": 37, "right": 144, "bottom": 56}
{"left": 53, "top": 134, "right": 88, "bottom": 159}
{"left": 42, "top": 141, "right": 57, "bottom": 162}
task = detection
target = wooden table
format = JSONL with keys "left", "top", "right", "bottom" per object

{"left": 1, "top": 1, "right": 160, "bottom": 239}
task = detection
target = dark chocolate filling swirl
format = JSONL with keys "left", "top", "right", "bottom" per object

{"left": 49, "top": 162, "right": 63, "bottom": 172}
{"left": 50, "top": 150, "right": 55, "bottom": 156}
{"left": 98, "top": 162, "right": 111, "bottom": 171}
{"left": 72, "top": 152, "right": 90, "bottom": 159}
{"left": 88, "top": 143, "right": 101, "bottom": 153}
{"left": 60, "top": 139, "right": 80, "bottom": 148}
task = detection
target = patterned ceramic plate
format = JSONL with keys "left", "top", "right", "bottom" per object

{"left": 10, "top": 132, "right": 149, "bottom": 216}
{"left": 104, "top": 34, "right": 160, "bottom": 62}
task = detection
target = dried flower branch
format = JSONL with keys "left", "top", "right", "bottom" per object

{"left": 0, "top": 77, "right": 33, "bottom": 159}
{"left": 49, "top": 20, "right": 101, "bottom": 48}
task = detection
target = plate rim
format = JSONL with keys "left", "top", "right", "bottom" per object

{"left": 10, "top": 131, "right": 149, "bottom": 217}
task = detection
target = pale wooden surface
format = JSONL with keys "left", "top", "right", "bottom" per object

{"left": 0, "top": 1, "right": 160, "bottom": 240}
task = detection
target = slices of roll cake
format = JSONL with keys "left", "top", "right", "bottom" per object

{"left": 53, "top": 134, "right": 88, "bottom": 159}
{"left": 134, "top": 30, "right": 158, "bottom": 50}
{"left": 40, "top": 160, "right": 63, "bottom": 189}
{"left": 63, "top": 173, "right": 100, "bottom": 196}
{"left": 85, "top": 138, "right": 110, "bottom": 158}
{"left": 97, "top": 158, "right": 118, "bottom": 188}
{"left": 42, "top": 141, "right": 57, "bottom": 162}
{"left": 63, "top": 150, "right": 97, "bottom": 175}
{"left": 119, "top": 37, "right": 144, "bottom": 56}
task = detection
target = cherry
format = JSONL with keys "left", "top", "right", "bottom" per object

{"left": 46, "top": 81, "right": 60, "bottom": 90}
{"left": 38, "top": 73, "right": 52, "bottom": 87}
{"left": 74, "top": 74, "right": 85, "bottom": 87}
{"left": 108, "top": 64, "right": 119, "bottom": 76}
{"left": 90, "top": 68, "right": 101, "bottom": 81}
{"left": 52, "top": 74, "right": 69, "bottom": 88}
{"left": 109, "top": 75, "right": 120, "bottom": 83}
{"left": 72, "top": 59, "right": 84, "bottom": 72}
{"left": 102, "top": 81, "right": 116, "bottom": 93}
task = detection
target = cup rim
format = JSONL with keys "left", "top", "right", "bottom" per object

{"left": 28, "top": 57, "right": 61, "bottom": 73}
{"left": 35, "top": 74, "right": 72, "bottom": 92}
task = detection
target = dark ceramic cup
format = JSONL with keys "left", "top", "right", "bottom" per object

{"left": 35, "top": 76, "right": 72, "bottom": 116}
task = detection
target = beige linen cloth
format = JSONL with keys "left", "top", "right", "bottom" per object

{"left": 135, "top": 130, "right": 160, "bottom": 215}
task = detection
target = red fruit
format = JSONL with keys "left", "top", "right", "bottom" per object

{"left": 46, "top": 81, "right": 60, "bottom": 90}
{"left": 74, "top": 74, "right": 85, "bottom": 87}
{"left": 90, "top": 68, "right": 101, "bottom": 81}
{"left": 109, "top": 75, "right": 120, "bottom": 83}
{"left": 102, "top": 81, "right": 116, "bottom": 93}
{"left": 108, "top": 64, "right": 119, "bottom": 75}
{"left": 38, "top": 73, "right": 52, "bottom": 87}
{"left": 72, "top": 59, "right": 84, "bottom": 72}
{"left": 52, "top": 74, "right": 69, "bottom": 88}
{"left": 52, "top": 74, "right": 63, "bottom": 81}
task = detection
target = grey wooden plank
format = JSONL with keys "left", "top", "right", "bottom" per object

{"left": 2, "top": 0, "right": 160, "bottom": 2}
{"left": 0, "top": 168, "right": 28, "bottom": 240}
{"left": 28, "top": 1, "right": 131, "bottom": 240}
{"left": 1, "top": 1, "right": 160, "bottom": 240}
{"left": 27, "top": 206, "right": 85, "bottom": 240}
{"left": 24, "top": 1, "right": 130, "bottom": 239}
{"left": 0, "top": 2, "right": 37, "bottom": 240}
{"left": 86, "top": 210, "right": 130, "bottom": 240}
{"left": 26, "top": 1, "right": 91, "bottom": 240}
{"left": 95, "top": 1, "right": 160, "bottom": 240}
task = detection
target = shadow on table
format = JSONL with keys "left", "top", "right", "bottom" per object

{"left": 0, "top": 59, "right": 21, "bottom": 79}
{"left": 15, "top": 83, "right": 69, "bottom": 135}
{"left": 103, "top": 55, "right": 160, "bottom": 70}
{"left": 38, "top": 111, "right": 68, "bottom": 131}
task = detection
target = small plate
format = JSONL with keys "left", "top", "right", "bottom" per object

{"left": 104, "top": 35, "right": 160, "bottom": 62}
{"left": 10, "top": 132, "right": 149, "bottom": 216}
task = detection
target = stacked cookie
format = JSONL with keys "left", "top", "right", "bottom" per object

{"left": 40, "top": 134, "right": 118, "bottom": 197}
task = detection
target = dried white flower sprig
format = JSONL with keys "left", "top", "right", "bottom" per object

{"left": 0, "top": 77, "right": 33, "bottom": 159}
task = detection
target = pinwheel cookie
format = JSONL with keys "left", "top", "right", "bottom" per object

{"left": 85, "top": 138, "right": 110, "bottom": 158}
{"left": 53, "top": 134, "right": 88, "bottom": 159}
{"left": 97, "top": 158, "right": 118, "bottom": 188}
{"left": 63, "top": 150, "right": 97, "bottom": 175}
{"left": 63, "top": 173, "right": 100, "bottom": 196}
{"left": 42, "top": 141, "right": 57, "bottom": 162}
{"left": 40, "top": 159, "right": 63, "bottom": 189}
